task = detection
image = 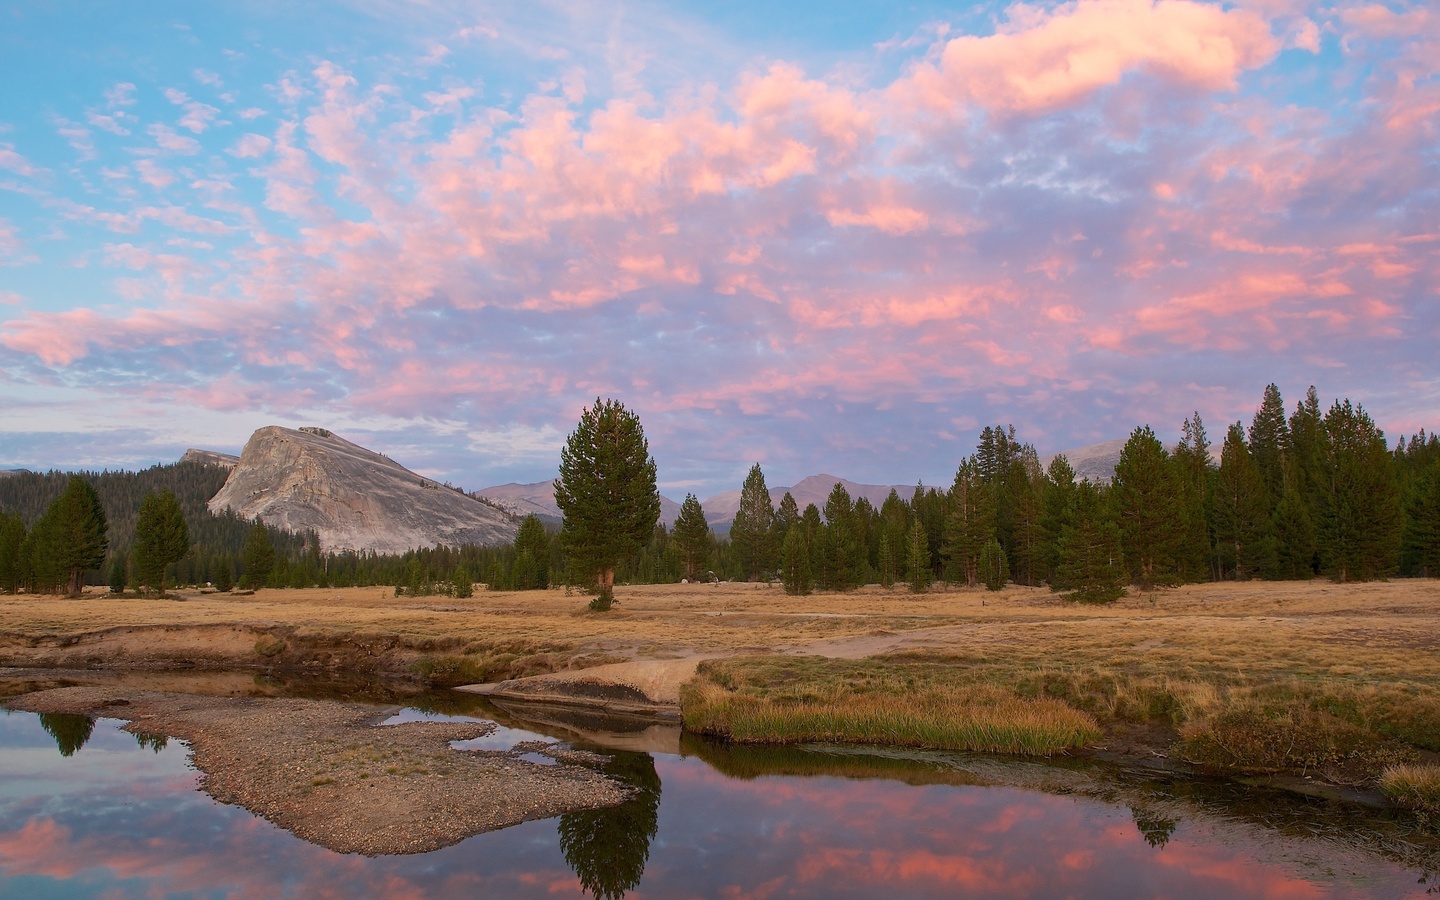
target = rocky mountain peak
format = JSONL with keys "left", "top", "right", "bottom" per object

{"left": 208, "top": 426, "right": 517, "bottom": 554}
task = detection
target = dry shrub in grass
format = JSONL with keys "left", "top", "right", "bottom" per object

{"left": 1178, "top": 705, "right": 1416, "bottom": 780}
{"left": 1381, "top": 764, "right": 1440, "bottom": 815}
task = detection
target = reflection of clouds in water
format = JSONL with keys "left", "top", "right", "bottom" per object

{"left": 0, "top": 713, "right": 1420, "bottom": 898}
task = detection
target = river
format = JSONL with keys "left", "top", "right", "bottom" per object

{"left": 0, "top": 684, "right": 1435, "bottom": 898}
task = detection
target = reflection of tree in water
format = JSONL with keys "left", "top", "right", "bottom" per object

{"left": 1131, "top": 807, "right": 1177, "bottom": 849}
{"left": 558, "top": 752, "right": 661, "bottom": 900}
{"left": 38, "top": 713, "right": 95, "bottom": 757}
{"left": 134, "top": 732, "right": 169, "bottom": 753}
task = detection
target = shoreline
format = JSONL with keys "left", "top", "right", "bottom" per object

{"left": 3, "top": 682, "right": 631, "bottom": 856}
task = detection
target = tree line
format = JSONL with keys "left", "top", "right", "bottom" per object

{"left": 3, "top": 383, "right": 1435, "bottom": 598}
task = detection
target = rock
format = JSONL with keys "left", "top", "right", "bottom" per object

{"left": 209, "top": 426, "right": 517, "bottom": 554}
{"left": 181, "top": 448, "right": 241, "bottom": 469}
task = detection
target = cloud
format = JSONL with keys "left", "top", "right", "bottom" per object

{"left": 897, "top": 0, "right": 1280, "bottom": 115}
{"left": 0, "top": 3, "right": 1435, "bottom": 491}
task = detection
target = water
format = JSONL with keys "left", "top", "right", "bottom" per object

{"left": 0, "top": 698, "right": 1434, "bottom": 899}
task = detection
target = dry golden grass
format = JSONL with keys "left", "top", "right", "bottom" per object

{"left": 1381, "top": 763, "right": 1440, "bottom": 815}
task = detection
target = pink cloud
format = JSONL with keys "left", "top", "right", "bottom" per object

{"left": 898, "top": 0, "right": 1280, "bottom": 115}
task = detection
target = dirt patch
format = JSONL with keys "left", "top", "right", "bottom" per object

{"left": 5, "top": 685, "right": 630, "bottom": 856}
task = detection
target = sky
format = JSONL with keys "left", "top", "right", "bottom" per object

{"left": 0, "top": 0, "right": 1436, "bottom": 498}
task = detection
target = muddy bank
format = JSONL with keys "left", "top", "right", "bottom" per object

{"left": 0, "top": 622, "right": 612, "bottom": 686}
{"left": 4, "top": 685, "right": 630, "bottom": 856}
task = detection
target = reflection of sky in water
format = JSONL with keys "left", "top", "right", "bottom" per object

{"left": 0, "top": 710, "right": 1423, "bottom": 898}
{"left": 377, "top": 707, "right": 554, "bottom": 751}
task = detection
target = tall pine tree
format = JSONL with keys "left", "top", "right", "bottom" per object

{"left": 1315, "top": 399, "right": 1402, "bottom": 581}
{"left": 1212, "top": 424, "right": 1275, "bottom": 580}
{"left": 731, "top": 464, "right": 777, "bottom": 581}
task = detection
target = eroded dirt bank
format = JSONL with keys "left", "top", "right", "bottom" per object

{"left": 4, "top": 685, "right": 630, "bottom": 856}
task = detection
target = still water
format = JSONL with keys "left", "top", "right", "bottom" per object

{"left": 0, "top": 696, "right": 1434, "bottom": 899}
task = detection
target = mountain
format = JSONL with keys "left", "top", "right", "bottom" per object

{"left": 209, "top": 426, "right": 517, "bottom": 554}
{"left": 1038, "top": 439, "right": 1128, "bottom": 484}
{"left": 473, "top": 479, "right": 685, "bottom": 528}
{"left": 181, "top": 449, "right": 240, "bottom": 469}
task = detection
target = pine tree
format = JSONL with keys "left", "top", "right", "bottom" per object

{"left": 452, "top": 564, "right": 474, "bottom": 598}
{"left": 108, "top": 555, "right": 128, "bottom": 594}
{"left": 213, "top": 558, "right": 234, "bottom": 593}
{"left": 672, "top": 494, "right": 711, "bottom": 581}
{"left": 1112, "top": 426, "right": 1183, "bottom": 588}
{"left": 132, "top": 490, "right": 190, "bottom": 594}
{"left": 1402, "top": 460, "right": 1440, "bottom": 577}
{"left": 1173, "top": 412, "right": 1215, "bottom": 581}
{"left": 29, "top": 475, "right": 109, "bottom": 595}
{"left": 1315, "top": 399, "right": 1402, "bottom": 581}
{"left": 513, "top": 515, "right": 551, "bottom": 589}
{"left": 942, "top": 460, "right": 995, "bottom": 586}
{"left": 812, "top": 524, "right": 838, "bottom": 591}
{"left": 1212, "top": 424, "right": 1275, "bottom": 580}
{"left": 877, "top": 532, "right": 895, "bottom": 588}
{"left": 906, "top": 519, "right": 931, "bottom": 594}
{"left": 775, "top": 492, "right": 801, "bottom": 545}
{"left": 730, "top": 464, "right": 776, "bottom": 581}
{"left": 0, "top": 512, "right": 25, "bottom": 593}
{"left": 1056, "top": 482, "right": 1126, "bottom": 603}
{"left": 241, "top": 520, "right": 275, "bottom": 589}
{"left": 977, "top": 538, "right": 1009, "bottom": 591}
{"left": 780, "top": 525, "right": 812, "bottom": 596}
{"left": 1038, "top": 455, "right": 1079, "bottom": 586}
{"left": 555, "top": 398, "right": 661, "bottom": 609}
{"left": 1248, "top": 383, "right": 1289, "bottom": 505}
{"left": 823, "top": 482, "right": 863, "bottom": 590}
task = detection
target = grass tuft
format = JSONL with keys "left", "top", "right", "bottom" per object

{"left": 1381, "top": 763, "right": 1440, "bottom": 816}
{"left": 683, "top": 676, "right": 1100, "bottom": 756}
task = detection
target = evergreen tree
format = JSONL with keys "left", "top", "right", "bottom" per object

{"left": 942, "top": 460, "right": 995, "bottom": 586}
{"left": 1212, "top": 424, "right": 1275, "bottom": 580}
{"left": 452, "top": 563, "right": 474, "bottom": 598}
{"left": 1112, "top": 426, "right": 1183, "bottom": 588}
{"left": 1270, "top": 476, "right": 1313, "bottom": 579}
{"left": 812, "top": 524, "right": 838, "bottom": 591}
{"left": 29, "top": 475, "right": 108, "bottom": 595}
{"left": 1248, "top": 383, "right": 1289, "bottom": 504}
{"left": 213, "top": 558, "right": 234, "bottom": 593}
{"left": 906, "top": 519, "right": 931, "bottom": 594}
{"left": 512, "top": 515, "right": 551, "bottom": 589}
{"left": 108, "top": 555, "right": 128, "bottom": 594}
{"left": 730, "top": 463, "right": 776, "bottom": 581}
{"left": 801, "top": 503, "right": 823, "bottom": 537}
{"left": 132, "top": 490, "right": 190, "bottom": 594}
{"left": 672, "top": 494, "right": 711, "bottom": 581}
{"left": 1056, "top": 482, "right": 1126, "bottom": 603}
{"left": 1402, "top": 460, "right": 1440, "bottom": 577}
{"left": 823, "top": 482, "right": 864, "bottom": 590}
{"left": 555, "top": 398, "right": 661, "bottom": 609}
{"left": 1315, "top": 399, "right": 1403, "bottom": 581}
{"left": 977, "top": 538, "right": 1009, "bottom": 591}
{"left": 1173, "top": 412, "right": 1215, "bottom": 581}
{"left": 876, "top": 532, "right": 896, "bottom": 588}
{"left": 241, "top": 520, "right": 275, "bottom": 589}
{"left": 0, "top": 512, "right": 25, "bottom": 593}
{"left": 775, "top": 492, "right": 801, "bottom": 544}
{"left": 1287, "top": 386, "right": 1325, "bottom": 529}
{"left": 780, "top": 525, "right": 812, "bottom": 596}
{"left": 1008, "top": 472, "right": 1045, "bottom": 586}
{"left": 1038, "top": 455, "right": 1079, "bottom": 585}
